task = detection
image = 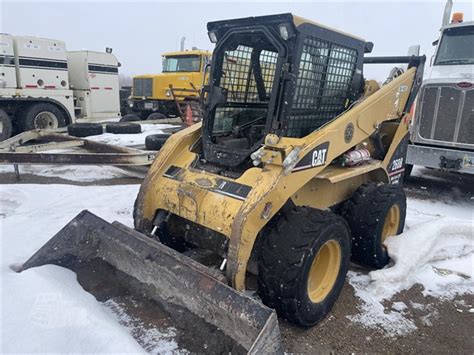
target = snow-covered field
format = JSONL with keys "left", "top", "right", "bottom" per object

{"left": 1, "top": 139, "right": 473, "bottom": 353}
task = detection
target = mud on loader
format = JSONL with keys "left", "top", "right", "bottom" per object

{"left": 21, "top": 14, "right": 424, "bottom": 353}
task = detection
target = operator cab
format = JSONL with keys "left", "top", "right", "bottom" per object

{"left": 200, "top": 14, "right": 371, "bottom": 168}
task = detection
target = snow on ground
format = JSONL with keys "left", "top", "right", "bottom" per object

{"left": 347, "top": 197, "right": 473, "bottom": 337}
{"left": 0, "top": 184, "right": 179, "bottom": 353}
{"left": 1, "top": 177, "right": 472, "bottom": 351}
{"left": 0, "top": 123, "right": 176, "bottom": 182}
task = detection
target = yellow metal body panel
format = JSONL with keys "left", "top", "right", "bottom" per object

{"left": 135, "top": 68, "right": 416, "bottom": 291}
{"left": 292, "top": 15, "right": 365, "bottom": 41}
{"left": 132, "top": 50, "right": 211, "bottom": 101}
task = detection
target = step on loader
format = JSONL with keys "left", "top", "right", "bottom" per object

{"left": 21, "top": 13, "right": 425, "bottom": 353}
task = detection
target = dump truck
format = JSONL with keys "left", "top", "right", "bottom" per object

{"left": 0, "top": 34, "right": 121, "bottom": 141}
{"left": 406, "top": 0, "right": 473, "bottom": 175}
{"left": 21, "top": 14, "right": 425, "bottom": 352}
{"left": 127, "top": 49, "right": 211, "bottom": 119}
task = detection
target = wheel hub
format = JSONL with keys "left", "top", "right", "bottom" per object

{"left": 307, "top": 239, "right": 341, "bottom": 303}
{"left": 382, "top": 204, "right": 400, "bottom": 245}
{"left": 34, "top": 111, "right": 59, "bottom": 129}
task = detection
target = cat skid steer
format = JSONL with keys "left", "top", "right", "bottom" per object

{"left": 21, "top": 14, "right": 424, "bottom": 353}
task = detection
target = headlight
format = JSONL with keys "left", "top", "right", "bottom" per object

{"left": 165, "top": 89, "right": 171, "bottom": 97}
{"left": 278, "top": 23, "right": 293, "bottom": 41}
{"left": 208, "top": 31, "right": 218, "bottom": 43}
{"left": 127, "top": 99, "right": 134, "bottom": 107}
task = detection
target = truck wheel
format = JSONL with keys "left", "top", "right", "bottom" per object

{"left": 120, "top": 114, "right": 141, "bottom": 122}
{"left": 0, "top": 109, "right": 13, "bottom": 142}
{"left": 147, "top": 112, "right": 167, "bottom": 120}
{"left": 145, "top": 133, "right": 170, "bottom": 150}
{"left": 105, "top": 123, "right": 142, "bottom": 134}
{"left": 341, "top": 182, "right": 406, "bottom": 269}
{"left": 258, "top": 207, "right": 351, "bottom": 327}
{"left": 19, "top": 103, "right": 67, "bottom": 131}
{"left": 67, "top": 123, "right": 103, "bottom": 137}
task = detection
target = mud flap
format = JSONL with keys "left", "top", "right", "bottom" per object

{"left": 20, "top": 210, "right": 282, "bottom": 354}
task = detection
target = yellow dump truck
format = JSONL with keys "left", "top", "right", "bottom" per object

{"left": 128, "top": 49, "right": 212, "bottom": 119}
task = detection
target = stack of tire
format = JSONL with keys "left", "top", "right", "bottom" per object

{"left": 67, "top": 122, "right": 142, "bottom": 137}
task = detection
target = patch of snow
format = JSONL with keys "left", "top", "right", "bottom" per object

{"left": 3, "top": 265, "right": 145, "bottom": 354}
{"left": 88, "top": 123, "right": 175, "bottom": 147}
{"left": 348, "top": 199, "right": 473, "bottom": 337}
{"left": 392, "top": 302, "right": 407, "bottom": 312}
{"left": 0, "top": 184, "right": 178, "bottom": 353}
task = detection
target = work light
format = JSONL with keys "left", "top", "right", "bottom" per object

{"left": 208, "top": 31, "right": 218, "bottom": 43}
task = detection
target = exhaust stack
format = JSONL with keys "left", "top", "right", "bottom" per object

{"left": 442, "top": 0, "right": 453, "bottom": 27}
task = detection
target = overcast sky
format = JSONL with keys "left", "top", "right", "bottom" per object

{"left": 1, "top": 0, "right": 472, "bottom": 80}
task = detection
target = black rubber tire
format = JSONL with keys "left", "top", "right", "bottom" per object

{"left": 403, "top": 164, "right": 413, "bottom": 183}
{"left": 147, "top": 112, "right": 167, "bottom": 120}
{"left": 341, "top": 182, "right": 406, "bottom": 269}
{"left": 105, "top": 122, "right": 142, "bottom": 134}
{"left": 67, "top": 123, "right": 103, "bottom": 137}
{"left": 258, "top": 207, "right": 351, "bottom": 327}
{"left": 0, "top": 109, "right": 13, "bottom": 142}
{"left": 19, "top": 103, "right": 67, "bottom": 131}
{"left": 145, "top": 133, "right": 170, "bottom": 150}
{"left": 120, "top": 113, "right": 141, "bottom": 122}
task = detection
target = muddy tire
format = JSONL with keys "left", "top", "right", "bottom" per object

{"left": 0, "top": 109, "right": 13, "bottom": 142}
{"left": 147, "top": 112, "right": 167, "bottom": 120}
{"left": 145, "top": 133, "right": 170, "bottom": 150}
{"left": 19, "top": 103, "right": 67, "bottom": 131}
{"left": 341, "top": 182, "right": 406, "bottom": 269}
{"left": 105, "top": 122, "right": 141, "bottom": 134}
{"left": 120, "top": 113, "right": 141, "bottom": 122}
{"left": 67, "top": 123, "right": 103, "bottom": 137}
{"left": 258, "top": 207, "right": 351, "bottom": 327}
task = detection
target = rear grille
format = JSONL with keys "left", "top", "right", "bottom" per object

{"left": 133, "top": 78, "right": 153, "bottom": 97}
{"left": 415, "top": 84, "right": 474, "bottom": 148}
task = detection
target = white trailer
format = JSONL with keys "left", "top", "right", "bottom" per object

{"left": 406, "top": 0, "right": 473, "bottom": 175}
{"left": 0, "top": 34, "right": 121, "bottom": 141}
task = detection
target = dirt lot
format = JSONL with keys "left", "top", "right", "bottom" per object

{"left": 2, "top": 166, "right": 472, "bottom": 353}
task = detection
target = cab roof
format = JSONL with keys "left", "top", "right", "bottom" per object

{"left": 162, "top": 49, "right": 212, "bottom": 57}
{"left": 207, "top": 13, "right": 365, "bottom": 42}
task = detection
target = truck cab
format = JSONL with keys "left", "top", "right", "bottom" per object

{"left": 129, "top": 49, "right": 211, "bottom": 119}
{"left": 407, "top": 5, "right": 473, "bottom": 174}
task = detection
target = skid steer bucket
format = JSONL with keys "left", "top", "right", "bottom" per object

{"left": 19, "top": 210, "right": 282, "bottom": 354}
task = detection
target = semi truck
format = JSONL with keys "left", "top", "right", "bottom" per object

{"left": 406, "top": 0, "right": 473, "bottom": 175}
{"left": 0, "top": 34, "right": 121, "bottom": 141}
{"left": 127, "top": 49, "right": 211, "bottom": 119}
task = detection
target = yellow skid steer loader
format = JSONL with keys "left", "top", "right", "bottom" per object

{"left": 21, "top": 13, "right": 425, "bottom": 353}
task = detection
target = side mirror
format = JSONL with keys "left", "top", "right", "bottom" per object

{"left": 432, "top": 39, "right": 439, "bottom": 46}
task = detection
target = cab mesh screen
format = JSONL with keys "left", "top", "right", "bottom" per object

{"left": 213, "top": 44, "right": 278, "bottom": 133}
{"left": 220, "top": 45, "right": 278, "bottom": 103}
{"left": 287, "top": 36, "right": 358, "bottom": 137}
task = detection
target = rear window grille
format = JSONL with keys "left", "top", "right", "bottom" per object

{"left": 287, "top": 36, "right": 358, "bottom": 137}
{"left": 133, "top": 78, "right": 153, "bottom": 97}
